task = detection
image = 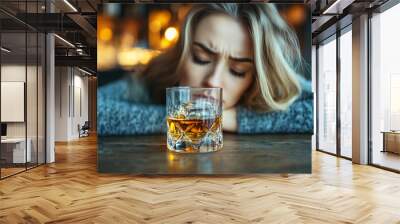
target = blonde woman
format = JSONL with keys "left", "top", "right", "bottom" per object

{"left": 98, "top": 3, "right": 313, "bottom": 135}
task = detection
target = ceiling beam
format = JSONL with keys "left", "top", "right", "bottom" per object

{"left": 322, "top": 0, "right": 356, "bottom": 14}
{"left": 55, "top": 55, "right": 96, "bottom": 71}
{"left": 67, "top": 13, "right": 97, "bottom": 38}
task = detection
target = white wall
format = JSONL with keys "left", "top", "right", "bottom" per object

{"left": 1, "top": 63, "right": 46, "bottom": 164}
{"left": 1, "top": 65, "right": 38, "bottom": 138}
{"left": 72, "top": 72, "right": 89, "bottom": 138}
{"left": 1, "top": 82, "right": 25, "bottom": 122}
{"left": 1, "top": 65, "right": 26, "bottom": 81}
{"left": 55, "top": 66, "right": 70, "bottom": 141}
{"left": 55, "top": 67, "right": 89, "bottom": 141}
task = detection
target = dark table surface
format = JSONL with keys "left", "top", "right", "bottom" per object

{"left": 98, "top": 134, "right": 311, "bottom": 174}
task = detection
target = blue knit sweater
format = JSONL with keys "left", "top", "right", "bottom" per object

{"left": 98, "top": 77, "right": 313, "bottom": 136}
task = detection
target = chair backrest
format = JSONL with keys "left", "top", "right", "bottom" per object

{"left": 82, "top": 121, "right": 90, "bottom": 129}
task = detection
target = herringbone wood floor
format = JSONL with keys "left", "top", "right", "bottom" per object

{"left": 1, "top": 135, "right": 400, "bottom": 224}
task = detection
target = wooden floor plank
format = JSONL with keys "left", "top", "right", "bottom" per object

{"left": 0, "top": 135, "right": 400, "bottom": 223}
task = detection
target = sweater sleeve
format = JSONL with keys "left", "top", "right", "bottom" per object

{"left": 237, "top": 79, "right": 314, "bottom": 134}
{"left": 97, "top": 80, "right": 166, "bottom": 136}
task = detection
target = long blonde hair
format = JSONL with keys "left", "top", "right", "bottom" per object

{"left": 139, "top": 3, "right": 305, "bottom": 111}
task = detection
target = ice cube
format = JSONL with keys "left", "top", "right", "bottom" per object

{"left": 172, "top": 101, "right": 193, "bottom": 119}
{"left": 174, "top": 139, "right": 186, "bottom": 151}
{"left": 171, "top": 134, "right": 194, "bottom": 152}
{"left": 178, "top": 99, "right": 216, "bottom": 119}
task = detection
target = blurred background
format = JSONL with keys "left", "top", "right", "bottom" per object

{"left": 97, "top": 3, "right": 311, "bottom": 86}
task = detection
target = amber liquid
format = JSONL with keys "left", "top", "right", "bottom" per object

{"left": 167, "top": 116, "right": 222, "bottom": 153}
{"left": 167, "top": 116, "right": 221, "bottom": 141}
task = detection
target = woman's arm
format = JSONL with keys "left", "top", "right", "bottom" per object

{"left": 98, "top": 97, "right": 166, "bottom": 136}
{"left": 97, "top": 79, "right": 166, "bottom": 136}
{"left": 236, "top": 91, "right": 313, "bottom": 134}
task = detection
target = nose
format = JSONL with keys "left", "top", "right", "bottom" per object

{"left": 204, "top": 61, "right": 224, "bottom": 88}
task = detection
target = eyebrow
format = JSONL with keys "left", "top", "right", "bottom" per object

{"left": 193, "top": 41, "right": 253, "bottom": 63}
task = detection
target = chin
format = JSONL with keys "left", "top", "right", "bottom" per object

{"left": 223, "top": 104, "right": 234, "bottom": 110}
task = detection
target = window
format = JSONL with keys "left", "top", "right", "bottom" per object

{"left": 340, "top": 29, "right": 352, "bottom": 158}
{"left": 317, "top": 36, "right": 337, "bottom": 154}
{"left": 0, "top": 1, "right": 46, "bottom": 179}
{"left": 371, "top": 2, "right": 400, "bottom": 171}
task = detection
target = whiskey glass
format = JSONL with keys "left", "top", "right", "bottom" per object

{"left": 166, "top": 87, "right": 223, "bottom": 153}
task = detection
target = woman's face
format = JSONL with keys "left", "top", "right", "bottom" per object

{"left": 179, "top": 13, "right": 254, "bottom": 109}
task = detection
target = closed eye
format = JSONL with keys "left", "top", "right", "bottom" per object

{"left": 230, "top": 69, "right": 246, "bottom": 78}
{"left": 192, "top": 54, "right": 211, "bottom": 65}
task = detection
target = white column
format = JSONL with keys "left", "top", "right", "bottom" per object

{"left": 46, "top": 1, "right": 55, "bottom": 163}
{"left": 312, "top": 45, "right": 317, "bottom": 151}
{"left": 55, "top": 67, "right": 75, "bottom": 141}
{"left": 46, "top": 33, "right": 55, "bottom": 163}
{"left": 352, "top": 14, "right": 369, "bottom": 164}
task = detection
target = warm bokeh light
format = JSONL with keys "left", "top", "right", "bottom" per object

{"left": 164, "top": 27, "right": 178, "bottom": 41}
{"left": 98, "top": 7, "right": 185, "bottom": 70}
{"left": 149, "top": 10, "right": 173, "bottom": 50}
{"left": 99, "top": 27, "right": 113, "bottom": 42}
{"left": 285, "top": 5, "right": 306, "bottom": 26}
{"left": 150, "top": 20, "right": 161, "bottom": 32}
{"left": 117, "top": 48, "right": 160, "bottom": 69}
{"left": 154, "top": 10, "right": 171, "bottom": 26}
{"left": 97, "top": 43, "right": 117, "bottom": 70}
{"left": 160, "top": 38, "right": 171, "bottom": 49}
{"left": 168, "top": 153, "right": 175, "bottom": 162}
{"left": 139, "top": 51, "right": 154, "bottom": 64}
{"left": 118, "top": 50, "right": 138, "bottom": 68}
